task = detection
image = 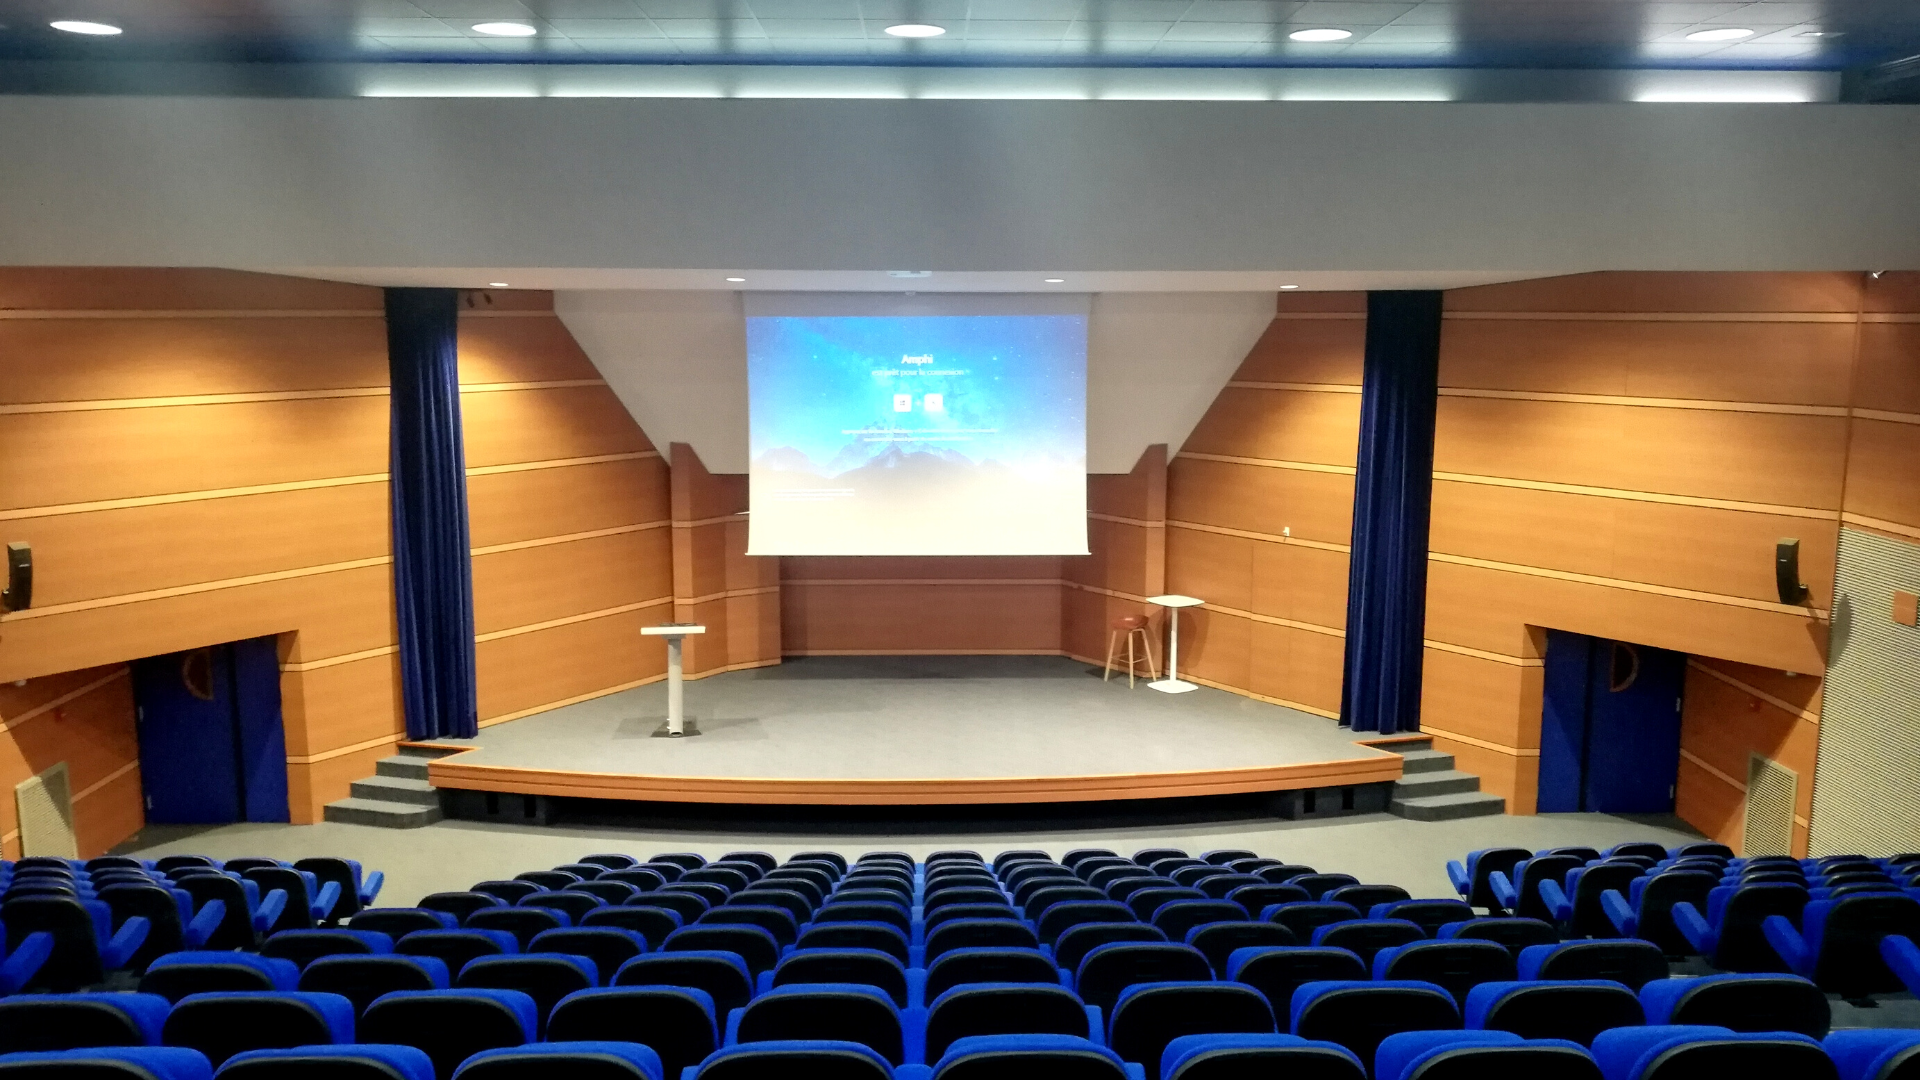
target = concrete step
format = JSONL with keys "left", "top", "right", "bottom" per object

{"left": 374, "top": 756, "right": 430, "bottom": 781}
{"left": 1391, "top": 769, "right": 1481, "bottom": 798}
{"left": 1397, "top": 749, "right": 1456, "bottom": 775}
{"left": 323, "top": 797, "right": 443, "bottom": 829}
{"left": 1391, "top": 791, "right": 1508, "bottom": 821}
{"left": 350, "top": 775, "right": 441, "bottom": 806}
{"left": 394, "top": 743, "right": 468, "bottom": 760}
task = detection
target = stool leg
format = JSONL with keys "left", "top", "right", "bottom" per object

{"left": 1104, "top": 630, "right": 1118, "bottom": 682}
{"left": 1127, "top": 631, "right": 1138, "bottom": 688}
{"left": 1141, "top": 627, "right": 1160, "bottom": 681}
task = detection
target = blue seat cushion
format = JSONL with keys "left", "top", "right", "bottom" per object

{"left": 221, "top": 1045, "right": 435, "bottom": 1080}
{"left": 453, "top": 1042, "right": 662, "bottom": 1080}
{"left": 0, "top": 1047, "right": 213, "bottom": 1080}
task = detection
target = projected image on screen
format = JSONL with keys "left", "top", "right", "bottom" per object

{"left": 747, "top": 313, "right": 1088, "bottom": 556}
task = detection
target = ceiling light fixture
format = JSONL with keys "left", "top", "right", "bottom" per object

{"left": 1043, "top": 278, "right": 1065, "bottom": 283}
{"left": 725, "top": 277, "right": 746, "bottom": 283}
{"left": 1685, "top": 27, "right": 1754, "bottom": 41}
{"left": 473, "top": 21, "right": 538, "bottom": 37}
{"left": 49, "top": 19, "right": 121, "bottom": 34}
{"left": 1280, "top": 284, "right": 1300, "bottom": 290}
{"left": 1289, "top": 28, "right": 1352, "bottom": 42}
{"left": 487, "top": 282, "right": 510, "bottom": 288}
{"left": 884, "top": 23, "right": 946, "bottom": 38}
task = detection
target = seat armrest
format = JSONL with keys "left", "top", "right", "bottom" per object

{"left": 255, "top": 888, "right": 289, "bottom": 932}
{"left": 1600, "top": 889, "right": 1636, "bottom": 935}
{"left": 1762, "top": 914, "right": 1811, "bottom": 975}
{"left": 0, "top": 931, "right": 53, "bottom": 993}
{"left": 314, "top": 880, "right": 342, "bottom": 919}
{"left": 103, "top": 915, "right": 150, "bottom": 969}
{"left": 361, "top": 870, "right": 385, "bottom": 906}
{"left": 1538, "top": 879, "right": 1572, "bottom": 923}
{"left": 1086, "top": 1005, "right": 1105, "bottom": 1045}
{"left": 754, "top": 971, "right": 773, "bottom": 996}
{"left": 186, "top": 899, "right": 227, "bottom": 948}
{"left": 1670, "top": 902, "right": 1712, "bottom": 954}
{"left": 895, "top": 1068, "right": 934, "bottom": 1080}
{"left": 1447, "top": 861, "right": 1470, "bottom": 896}
{"left": 1125, "top": 1064, "right": 1147, "bottom": 1080}
{"left": 724, "top": 1007, "right": 743, "bottom": 1045}
{"left": 1882, "top": 935, "right": 1920, "bottom": 995}
{"left": 1489, "top": 871, "right": 1518, "bottom": 912}
{"left": 906, "top": 967, "right": 926, "bottom": 1010}
{"left": 902, "top": 1004, "right": 927, "bottom": 1065}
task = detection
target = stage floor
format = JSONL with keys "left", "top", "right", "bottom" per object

{"left": 427, "top": 656, "right": 1404, "bottom": 804}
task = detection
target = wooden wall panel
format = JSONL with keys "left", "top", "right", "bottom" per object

{"left": 1181, "top": 387, "right": 1360, "bottom": 465}
{"left": 466, "top": 459, "right": 668, "bottom": 548}
{"left": 1854, "top": 323, "right": 1920, "bottom": 415}
{"left": 783, "top": 582, "right": 1062, "bottom": 654}
{"left": 1166, "top": 527, "right": 1254, "bottom": 613}
{"left": 1231, "top": 317, "right": 1366, "bottom": 384}
{"left": 667, "top": 445, "right": 780, "bottom": 676}
{"left": 0, "top": 267, "right": 382, "bottom": 312}
{"left": 1179, "top": 607, "right": 1252, "bottom": 691}
{"left": 1677, "top": 657, "right": 1822, "bottom": 857}
{"left": 1844, "top": 420, "right": 1920, "bottom": 533}
{"left": 457, "top": 315, "right": 604, "bottom": 384}
{"left": 461, "top": 386, "right": 653, "bottom": 468}
{"left": 280, "top": 657, "right": 401, "bottom": 761}
{"left": 0, "top": 665, "right": 138, "bottom": 859}
{"left": 1249, "top": 542, "right": 1349, "bottom": 631}
{"left": 1168, "top": 459, "right": 1355, "bottom": 544}
{"left": 0, "top": 317, "right": 387, "bottom": 402}
{"left": 1420, "top": 649, "right": 1544, "bottom": 752}
{"left": 1441, "top": 271, "right": 1862, "bottom": 314}
{"left": 475, "top": 609, "right": 670, "bottom": 725}
{"left": 471, "top": 530, "right": 673, "bottom": 636}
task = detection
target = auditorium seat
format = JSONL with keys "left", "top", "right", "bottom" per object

{"left": 351, "top": 909, "right": 458, "bottom": 940}
{"left": 649, "top": 853, "right": 704, "bottom": 872}
{"left": 1225, "top": 948, "right": 1367, "bottom": 1016}
{"left": 1108, "top": 877, "right": 1180, "bottom": 903}
{"left": 455, "top": 954, "right": 597, "bottom": 1034}
{"left": 1601, "top": 871, "right": 1718, "bottom": 955}
{"left": 1226, "top": 885, "right": 1308, "bottom": 918}
{"left": 828, "top": 900, "right": 916, "bottom": 933}
{"left": 924, "top": 947, "right": 1059, "bottom": 1000}
{"left": 519, "top": 892, "right": 603, "bottom": 924}
{"left": 1288, "top": 981, "right": 1461, "bottom": 1067}
{"left": 1200, "top": 850, "right": 1259, "bottom": 867}
{"left": 1195, "top": 875, "right": 1263, "bottom": 901}
{"left": 1151, "top": 902, "right": 1245, "bottom": 942}
{"left": 1541, "top": 847, "right": 1601, "bottom": 864}
{"left": 1171, "top": 867, "right": 1234, "bottom": 890}
{"left": 1607, "top": 843, "right": 1671, "bottom": 862}
{"left": 451, "top": 1041, "right": 662, "bottom": 1080}
{"left": 1064, "top": 850, "right": 1119, "bottom": 869}
{"left": 614, "top": 952, "right": 754, "bottom": 1014}
{"left": 600, "top": 870, "right": 668, "bottom": 892}
{"left": 630, "top": 892, "right": 708, "bottom": 922}
{"left": 569, "top": 881, "right": 641, "bottom": 907}
{"left": 1435, "top": 918, "right": 1558, "bottom": 957}
{"left": 466, "top": 908, "right": 566, "bottom": 949}
{"left": 1039, "top": 902, "right": 1137, "bottom": 944}
{"left": 1447, "top": 851, "right": 1530, "bottom": 913}
{"left": 1289, "top": 876, "right": 1360, "bottom": 902}
{"left": 3, "top": 894, "right": 149, "bottom": 991}
{"left": 1134, "top": 850, "right": 1189, "bottom": 868}
{"left": 242, "top": 867, "right": 341, "bottom": 934}
{"left": 358, "top": 988, "right": 537, "bottom": 1080}
{"left": 1463, "top": 980, "right": 1643, "bottom": 1045}
{"left": 159, "top": 990, "right": 354, "bottom": 1066}
{"left": 298, "top": 955, "right": 449, "bottom": 1016}
{"left": 578, "top": 854, "right": 637, "bottom": 871}
{"left": 1639, "top": 973, "right": 1829, "bottom": 1037}
{"left": 469, "top": 882, "right": 542, "bottom": 906}
{"left": 923, "top": 984, "right": 1098, "bottom": 1061}
{"left": 665, "top": 883, "right": 732, "bottom": 908}
{"left": 515, "top": 871, "right": 578, "bottom": 891}
{"left": 1027, "top": 886, "right": 1110, "bottom": 921}
{"left": 547, "top": 986, "right": 717, "bottom": 1077}
{"left": 1516, "top": 941, "right": 1668, "bottom": 990}
{"left": 219, "top": 1044, "right": 435, "bottom": 1080}
{"left": 1263, "top": 901, "right": 1361, "bottom": 941}
{"left": 530, "top": 928, "right": 646, "bottom": 983}
{"left": 581, "top": 905, "right": 681, "bottom": 946}
{"left": 260, "top": 928, "right": 392, "bottom": 970}
{"left": 1072, "top": 858, "right": 1135, "bottom": 881}
{"left": 1159, "top": 1032, "right": 1365, "bottom": 1080}
{"left": 678, "top": 868, "right": 748, "bottom": 895}
{"left": 293, "top": 858, "right": 385, "bottom": 921}
{"left": 96, "top": 883, "right": 223, "bottom": 971}
{"left": 768, "top": 948, "right": 912, "bottom": 1006}
{"left": 691, "top": 1039, "right": 894, "bottom": 1080}
{"left": 925, "top": 918, "right": 1039, "bottom": 962}
{"left": 0, "top": 1046, "right": 213, "bottom": 1080}
{"left": 722, "top": 852, "right": 777, "bottom": 873}
{"left": 1185, "top": 922, "right": 1296, "bottom": 976}
{"left": 731, "top": 983, "right": 918, "bottom": 1065}
{"left": 1074, "top": 943, "right": 1212, "bottom": 1014}
{"left": 0, "top": 992, "right": 170, "bottom": 1053}
{"left": 1324, "top": 886, "right": 1409, "bottom": 913}
{"left": 1824, "top": 1029, "right": 1920, "bottom": 1080}
{"left": 1488, "top": 856, "right": 1582, "bottom": 924}
{"left": 1763, "top": 893, "right": 1920, "bottom": 995}
{"left": 796, "top": 921, "right": 912, "bottom": 966}
{"left": 1107, "top": 982, "right": 1276, "bottom": 1080}
{"left": 1056, "top": 924, "right": 1168, "bottom": 975}
{"left": 1373, "top": 1030, "right": 1601, "bottom": 1080}
{"left": 396, "top": 929, "right": 518, "bottom": 976}
{"left": 1089, "top": 867, "right": 1157, "bottom": 892}
{"left": 417, "top": 893, "right": 502, "bottom": 926}
{"left": 1310, "top": 920, "right": 1425, "bottom": 967}
{"left": 792, "top": 852, "right": 850, "bottom": 874}
{"left": 1590, "top": 1025, "right": 1837, "bottom": 1080}
{"left": 1369, "top": 901, "right": 1473, "bottom": 938}
{"left": 749, "top": 877, "right": 824, "bottom": 909}
{"left": 1371, "top": 940, "right": 1515, "bottom": 1004}
{"left": 698, "top": 904, "right": 798, "bottom": 946}
{"left": 138, "top": 952, "right": 299, "bottom": 1002}
{"left": 1538, "top": 862, "right": 1645, "bottom": 938}
{"left": 930, "top": 1034, "right": 1131, "bottom": 1080}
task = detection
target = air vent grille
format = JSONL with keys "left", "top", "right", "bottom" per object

{"left": 16, "top": 761, "right": 77, "bottom": 859}
{"left": 1744, "top": 754, "right": 1797, "bottom": 858}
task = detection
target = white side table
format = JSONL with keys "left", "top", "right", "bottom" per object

{"left": 642, "top": 623, "right": 707, "bottom": 736}
{"left": 1145, "top": 595, "right": 1205, "bottom": 694}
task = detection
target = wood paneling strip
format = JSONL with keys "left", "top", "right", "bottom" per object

{"left": 1168, "top": 520, "right": 1352, "bottom": 553}
{"left": 1177, "top": 453, "right": 1357, "bottom": 476}
{"left": 470, "top": 522, "right": 667, "bottom": 558}
{"left": 1423, "top": 725, "right": 1540, "bottom": 757}
{"left": 0, "top": 668, "right": 128, "bottom": 734}
{"left": 0, "top": 310, "right": 381, "bottom": 320}
{"left": 1433, "top": 472, "right": 1834, "bottom": 521}
{"left": 1446, "top": 312, "right": 1857, "bottom": 323}
{"left": 0, "top": 379, "right": 601, "bottom": 416}
{"left": 1687, "top": 660, "right": 1821, "bottom": 725}
{"left": 1440, "top": 387, "right": 1848, "bottom": 417}
{"left": 1428, "top": 551, "right": 1830, "bottom": 619}
{"left": 1226, "top": 382, "right": 1362, "bottom": 394}
{"left": 1682, "top": 748, "right": 1746, "bottom": 792}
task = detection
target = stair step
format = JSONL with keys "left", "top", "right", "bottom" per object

{"left": 393, "top": 743, "right": 468, "bottom": 760}
{"left": 323, "top": 797, "right": 443, "bottom": 829}
{"left": 374, "top": 756, "right": 430, "bottom": 781}
{"left": 1390, "top": 791, "right": 1508, "bottom": 822}
{"left": 350, "top": 775, "right": 441, "bottom": 806}
{"left": 1397, "top": 749, "right": 1456, "bottom": 775}
{"left": 1391, "top": 769, "right": 1481, "bottom": 797}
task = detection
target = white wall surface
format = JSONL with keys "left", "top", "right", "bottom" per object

{"left": 0, "top": 98, "right": 1916, "bottom": 274}
{"left": 557, "top": 290, "right": 1272, "bottom": 474}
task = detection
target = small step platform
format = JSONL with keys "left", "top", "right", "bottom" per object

{"left": 1383, "top": 737, "right": 1507, "bottom": 821}
{"left": 323, "top": 744, "right": 465, "bottom": 829}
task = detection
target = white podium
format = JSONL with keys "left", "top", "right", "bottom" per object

{"left": 1145, "top": 595, "right": 1204, "bottom": 694}
{"left": 642, "top": 623, "right": 707, "bottom": 736}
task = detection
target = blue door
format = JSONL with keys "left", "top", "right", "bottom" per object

{"left": 1538, "top": 630, "right": 1685, "bottom": 814}
{"left": 133, "top": 636, "right": 288, "bottom": 824}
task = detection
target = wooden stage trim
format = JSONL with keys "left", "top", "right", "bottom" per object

{"left": 424, "top": 752, "right": 1404, "bottom": 806}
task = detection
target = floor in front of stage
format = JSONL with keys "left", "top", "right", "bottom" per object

{"left": 433, "top": 655, "right": 1395, "bottom": 788}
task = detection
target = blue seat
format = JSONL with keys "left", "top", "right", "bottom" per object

{"left": 924, "top": 947, "right": 1058, "bottom": 1001}
{"left": 359, "top": 989, "right": 536, "bottom": 1080}
{"left": 1039, "top": 903, "right": 1137, "bottom": 945}
{"left": 1226, "top": 948, "right": 1366, "bottom": 1016}
{"left": 733, "top": 887, "right": 813, "bottom": 922}
{"left": 1825, "top": 1029, "right": 1920, "bottom": 1080}
{"left": 467, "top": 907, "right": 567, "bottom": 949}
{"left": 1152, "top": 903, "right": 1248, "bottom": 943}
{"left": 2, "top": 895, "right": 148, "bottom": 991}
{"left": 170, "top": 875, "right": 286, "bottom": 950}
{"left": 599, "top": 869, "right": 668, "bottom": 893}
{"left": 293, "top": 858, "right": 384, "bottom": 920}
{"left": 549, "top": 986, "right": 717, "bottom": 1077}
{"left": 471, "top": 882, "right": 542, "bottom": 906}
{"left": 1371, "top": 941, "right": 1514, "bottom": 1005}
{"left": 580, "top": 905, "right": 680, "bottom": 948}
{"left": 1515, "top": 941, "right": 1668, "bottom": 991}
{"left": 664, "top": 925, "right": 780, "bottom": 977}
{"left": 452, "top": 1041, "right": 662, "bottom": 1080}
{"left": 1226, "top": 885, "right": 1309, "bottom": 918}
{"left": 648, "top": 853, "right": 705, "bottom": 872}
{"left": 1185, "top": 922, "right": 1296, "bottom": 976}
{"left": 924, "top": 983, "right": 1099, "bottom": 1063}
{"left": 1463, "top": 980, "right": 1642, "bottom": 1045}
{"left": 418, "top": 893, "right": 504, "bottom": 926}
{"left": 1537, "top": 862, "right": 1645, "bottom": 938}
{"left": 0, "top": 992, "right": 170, "bottom": 1053}
{"left": 139, "top": 952, "right": 299, "bottom": 1003}
{"left": 817, "top": 901, "right": 913, "bottom": 936}
{"left": 1195, "top": 876, "right": 1264, "bottom": 901}
{"left": 260, "top": 928, "right": 392, "bottom": 970}
{"left": 242, "top": 867, "right": 341, "bottom": 934}
{"left": 614, "top": 951, "right": 754, "bottom": 1014}
{"left": 1310, "top": 920, "right": 1424, "bottom": 967}
{"left": 530, "top": 928, "right": 646, "bottom": 984}
{"left": 934, "top": 1034, "right": 1134, "bottom": 1080}
{"left": 797, "top": 921, "right": 911, "bottom": 966}
{"left": 1639, "top": 973, "right": 1827, "bottom": 1037}
{"left": 1763, "top": 893, "right": 1920, "bottom": 995}
{"left": 926, "top": 919, "right": 1040, "bottom": 963}
{"left": 1160, "top": 1033, "right": 1362, "bottom": 1080}
{"left": 1289, "top": 981, "right": 1460, "bottom": 1067}
{"left": 456, "top": 954, "right": 597, "bottom": 1035}
{"left": 1369, "top": 901, "right": 1473, "bottom": 938}
{"left": 351, "top": 908, "right": 459, "bottom": 940}
{"left": 1434, "top": 918, "right": 1558, "bottom": 957}
{"left": 1591, "top": 1024, "right": 1836, "bottom": 1080}
{"left": 396, "top": 929, "right": 519, "bottom": 976}
{"left": 1600, "top": 871, "right": 1718, "bottom": 955}
{"left": 1374, "top": 1030, "right": 1599, "bottom": 1080}
{"left": 1056, "top": 924, "right": 1167, "bottom": 976}
{"left": 1074, "top": 943, "right": 1212, "bottom": 1014}
{"left": 1324, "top": 886, "right": 1410, "bottom": 914}
{"left": 1108, "top": 982, "right": 1275, "bottom": 1080}
{"left": 730, "top": 982, "right": 924, "bottom": 1065}
{"left": 0, "top": 1047, "right": 212, "bottom": 1080}
{"left": 218, "top": 1044, "right": 433, "bottom": 1080}
{"left": 1671, "top": 882, "right": 1808, "bottom": 971}
{"left": 96, "top": 883, "right": 223, "bottom": 972}
{"left": 1446, "top": 849, "right": 1530, "bottom": 912}
{"left": 768, "top": 948, "right": 914, "bottom": 1007}
{"left": 1488, "top": 857, "right": 1582, "bottom": 923}
{"left": 691, "top": 1039, "right": 894, "bottom": 1080}
{"left": 160, "top": 990, "right": 353, "bottom": 1067}
{"left": 697, "top": 904, "right": 797, "bottom": 947}
{"left": 299, "top": 955, "right": 450, "bottom": 1016}
{"left": 1263, "top": 903, "right": 1360, "bottom": 942}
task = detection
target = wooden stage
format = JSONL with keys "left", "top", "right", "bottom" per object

{"left": 421, "top": 656, "right": 1405, "bottom": 806}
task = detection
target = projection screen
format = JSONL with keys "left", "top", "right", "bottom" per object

{"left": 746, "top": 293, "right": 1089, "bottom": 556}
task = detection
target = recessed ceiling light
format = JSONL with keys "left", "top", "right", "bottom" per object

{"left": 1043, "top": 278, "right": 1065, "bottom": 283}
{"left": 1280, "top": 284, "right": 1300, "bottom": 290}
{"left": 49, "top": 19, "right": 122, "bottom": 35}
{"left": 473, "top": 21, "right": 537, "bottom": 37}
{"left": 884, "top": 23, "right": 946, "bottom": 38}
{"left": 487, "top": 282, "right": 510, "bottom": 288}
{"left": 1289, "top": 28, "right": 1352, "bottom": 42}
{"left": 1799, "top": 30, "right": 1838, "bottom": 38}
{"left": 725, "top": 277, "right": 746, "bottom": 283}
{"left": 1685, "top": 27, "right": 1754, "bottom": 41}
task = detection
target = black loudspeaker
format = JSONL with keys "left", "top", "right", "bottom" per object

{"left": 1776, "top": 538, "right": 1809, "bottom": 606}
{"left": 2, "top": 542, "right": 30, "bottom": 613}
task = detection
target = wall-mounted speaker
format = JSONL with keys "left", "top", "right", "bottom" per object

{"left": 3, "top": 542, "right": 30, "bottom": 613}
{"left": 1776, "top": 538, "right": 1810, "bottom": 606}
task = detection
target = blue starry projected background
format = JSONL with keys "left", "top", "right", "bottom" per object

{"left": 747, "top": 313, "right": 1088, "bottom": 555}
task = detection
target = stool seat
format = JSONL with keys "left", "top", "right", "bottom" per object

{"left": 1104, "top": 613, "right": 1159, "bottom": 687}
{"left": 1112, "top": 614, "right": 1148, "bottom": 631}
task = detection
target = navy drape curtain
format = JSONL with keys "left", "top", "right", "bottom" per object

{"left": 386, "top": 287, "right": 479, "bottom": 741}
{"left": 1340, "top": 290, "right": 1444, "bottom": 734}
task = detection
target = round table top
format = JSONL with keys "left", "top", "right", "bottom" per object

{"left": 1145, "top": 594, "right": 1204, "bottom": 608}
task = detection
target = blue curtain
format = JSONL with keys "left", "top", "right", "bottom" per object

{"left": 387, "top": 287, "right": 478, "bottom": 740}
{"left": 1340, "top": 290, "right": 1444, "bottom": 734}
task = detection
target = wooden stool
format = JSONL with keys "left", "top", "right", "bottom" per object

{"left": 1104, "top": 613, "right": 1159, "bottom": 687}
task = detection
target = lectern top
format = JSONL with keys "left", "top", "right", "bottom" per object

{"left": 641, "top": 624, "right": 709, "bottom": 636}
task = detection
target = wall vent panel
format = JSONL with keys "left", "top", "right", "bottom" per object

{"left": 16, "top": 761, "right": 77, "bottom": 859}
{"left": 1744, "top": 754, "right": 1797, "bottom": 858}
{"left": 1809, "top": 528, "right": 1920, "bottom": 856}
